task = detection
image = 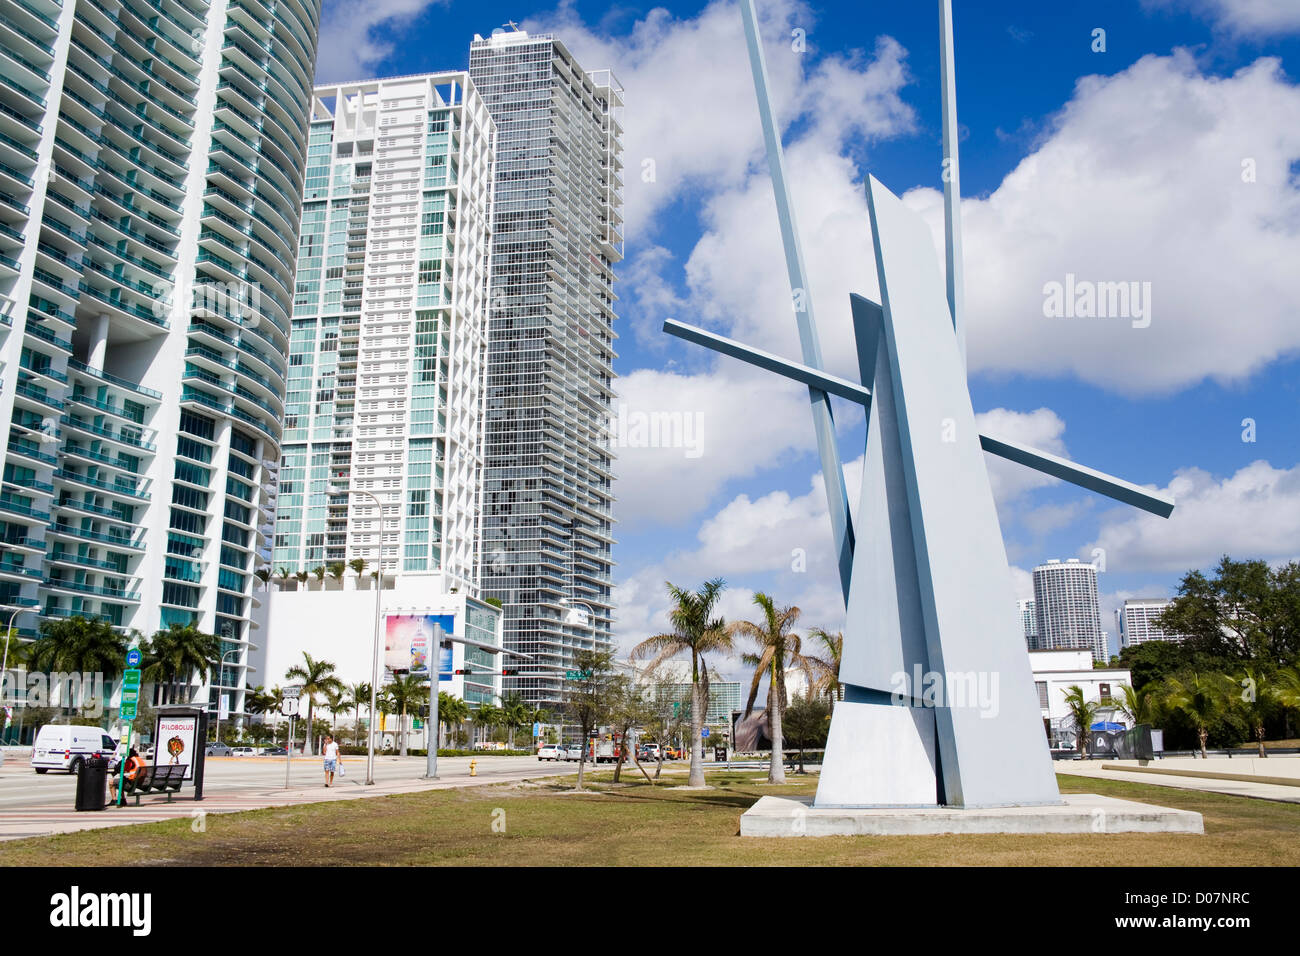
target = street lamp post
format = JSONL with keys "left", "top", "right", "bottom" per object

{"left": 348, "top": 489, "right": 386, "bottom": 786}
{"left": 212, "top": 644, "right": 240, "bottom": 746}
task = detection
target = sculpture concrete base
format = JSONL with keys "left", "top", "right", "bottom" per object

{"left": 740, "top": 793, "right": 1204, "bottom": 837}
{"left": 815, "top": 701, "right": 937, "bottom": 807}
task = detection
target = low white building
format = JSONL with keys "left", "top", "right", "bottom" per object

{"left": 1029, "top": 648, "right": 1131, "bottom": 750}
{"left": 257, "top": 571, "right": 503, "bottom": 729}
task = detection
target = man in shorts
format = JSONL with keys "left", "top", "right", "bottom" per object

{"left": 322, "top": 734, "right": 340, "bottom": 787}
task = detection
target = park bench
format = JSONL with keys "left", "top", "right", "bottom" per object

{"left": 112, "top": 763, "right": 188, "bottom": 805}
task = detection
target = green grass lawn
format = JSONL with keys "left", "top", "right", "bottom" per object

{"left": 2, "top": 772, "right": 1297, "bottom": 866}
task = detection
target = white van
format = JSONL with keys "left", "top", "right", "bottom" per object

{"left": 31, "top": 725, "right": 120, "bottom": 774}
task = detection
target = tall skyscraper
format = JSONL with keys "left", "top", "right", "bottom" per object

{"left": 1032, "top": 559, "right": 1106, "bottom": 662}
{"left": 469, "top": 30, "right": 623, "bottom": 712}
{"left": 1118, "top": 598, "right": 1185, "bottom": 647}
{"left": 270, "top": 72, "right": 496, "bottom": 592}
{"left": 1018, "top": 598, "right": 1037, "bottom": 650}
{"left": 0, "top": 0, "right": 321, "bottom": 721}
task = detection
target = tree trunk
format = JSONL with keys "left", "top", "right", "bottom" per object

{"left": 654, "top": 754, "right": 663, "bottom": 781}
{"left": 399, "top": 703, "right": 408, "bottom": 757}
{"left": 688, "top": 679, "right": 705, "bottom": 787}
{"left": 304, "top": 701, "right": 315, "bottom": 756}
{"left": 1199, "top": 727, "right": 1209, "bottom": 759}
{"left": 768, "top": 679, "right": 786, "bottom": 784}
{"left": 1257, "top": 725, "right": 1267, "bottom": 758}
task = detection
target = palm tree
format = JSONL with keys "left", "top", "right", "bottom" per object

{"left": 1062, "top": 685, "right": 1102, "bottom": 757}
{"left": 1233, "top": 667, "right": 1278, "bottom": 758}
{"left": 327, "top": 562, "right": 345, "bottom": 585}
{"left": 1163, "top": 673, "right": 1231, "bottom": 758}
{"left": 439, "top": 692, "right": 470, "bottom": 749}
{"left": 311, "top": 566, "right": 326, "bottom": 584}
{"left": 253, "top": 567, "right": 271, "bottom": 589}
{"left": 730, "top": 593, "right": 812, "bottom": 784}
{"left": 285, "top": 653, "right": 343, "bottom": 756}
{"left": 500, "top": 692, "right": 529, "bottom": 750}
{"left": 382, "top": 674, "right": 427, "bottom": 756}
{"left": 805, "top": 627, "right": 844, "bottom": 703}
{"left": 294, "top": 570, "right": 308, "bottom": 587}
{"left": 474, "top": 702, "right": 504, "bottom": 746}
{"left": 632, "top": 578, "right": 730, "bottom": 787}
{"left": 1113, "top": 683, "right": 1155, "bottom": 729}
{"left": 347, "top": 682, "right": 371, "bottom": 746}
{"left": 144, "top": 623, "right": 219, "bottom": 706}
{"left": 348, "top": 557, "right": 367, "bottom": 578}
{"left": 24, "top": 617, "right": 129, "bottom": 714}
{"left": 325, "top": 686, "right": 345, "bottom": 739}
{"left": 1277, "top": 666, "right": 1300, "bottom": 739}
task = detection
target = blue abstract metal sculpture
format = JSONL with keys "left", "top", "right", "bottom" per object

{"left": 664, "top": 1, "right": 1175, "bottom": 808}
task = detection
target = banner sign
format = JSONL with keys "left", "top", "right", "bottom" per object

{"left": 153, "top": 714, "right": 199, "bottom": 781}
{"left": 385, "top": 614, "right": 455, "bottom": 678}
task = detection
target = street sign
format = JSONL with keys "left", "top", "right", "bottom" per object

{"left": 122, "top": 668, "right": 141, "bottom": 688}
{"left": 564, "top": 670, "right": 592, "bottom": 681}
{"left": 283, "top": 685, "right": 302, "bottom": 699}
{"left": 126, "top": 648, "right": 141, "bottom": 668}
{"left": 120, "top": 702, "right": 136, "bottom": 720}
{"left": 702, "top": 727, "right": 710, "bottom": 738}
{"left": 280, "top": 697, "right": 298, "bottom": 717}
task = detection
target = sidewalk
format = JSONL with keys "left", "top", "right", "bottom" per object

{"left": 1055, "top": 755, "right": 1300, "bottom": 804}
{"left": 0, "top": 757, "right": 575, "bottom": 841}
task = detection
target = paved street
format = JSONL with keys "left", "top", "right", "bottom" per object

{"left": 0, "top": 754, "right": 576, "bottom": 841}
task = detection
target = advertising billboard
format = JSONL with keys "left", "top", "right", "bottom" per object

{"left": 154, "top": 713, "right": 199, "bottom": 781}
{"left": 385, "top": 614, "right": 455, "bottom": 678}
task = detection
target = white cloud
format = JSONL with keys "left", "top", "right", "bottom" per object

{"left": 1086, "top": 460, "right": 1300, "bottom": 573}
{"left": 909, "top": 51, "right": 1300, "bottom": 394}
{"left": 316, "top": 0, "right": 449, "bottom": 84}
{"left": 1144, "top": 0, "right": 1300, "bottom": 36}
{"left": 525, "top": 1, "right": 915, "bottom": 240}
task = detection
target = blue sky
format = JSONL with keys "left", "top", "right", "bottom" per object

{"left": 316, "top": 0, "right": 1300, "bottom": 667}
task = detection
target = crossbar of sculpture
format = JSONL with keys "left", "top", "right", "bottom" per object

{"left": 661, "top": 177, "right": 1174, "bottom": 809}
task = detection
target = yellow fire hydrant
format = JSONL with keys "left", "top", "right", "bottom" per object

{"left": 469, "top": 759, "right": 477, "bottom": 777}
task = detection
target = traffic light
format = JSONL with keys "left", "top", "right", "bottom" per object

{"left": 454, "top": 668, "right": 472, "bottom": 675}
{"left": 501, "top": 668, "right": 518, "bottom": 676}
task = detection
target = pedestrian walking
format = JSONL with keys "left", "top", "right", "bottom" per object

{"left": 322, "top": 734, "right": 340, "bottom": 787}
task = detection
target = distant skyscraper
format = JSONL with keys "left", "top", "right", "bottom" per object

{"left": 0, "top": 0, "right": 321, "bottom": 722}
{"left": 1118, "top": 598, "right": 1185, "bottom": 647}
{"left": 1033, "top": 559, "right": 1105, "bottom": 662}
{"left": 469, "top": 30, "right": 623, "bottom": 713}
{"left": 1018, "top": 598, "right": 1037, "bottom": 649}
{"left": 271, "top": 72, "right": 496, "bottom": 593}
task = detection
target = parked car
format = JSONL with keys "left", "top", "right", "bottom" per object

{"left": 205, "top": 742, "right": 233, "bottom": 757}
{"left": 230, "top": 746, "right": 256, "bottom": 757}
{"left": 31, "top": 725, "right": 121, "bottom": 774}
{"left": 537, "top": 744, "right": 565, "bottom": 761}
{"left": 639, "top": 743, "right": 661, "bottom": 762}
{"left": 661, "top": 745, "right": 683, "bottom": 760}
{"left": 263, "top": 746, "right": 288, "bottom": 756}
{"left": 563, "top": 744, "right": 585, "bottom": 761}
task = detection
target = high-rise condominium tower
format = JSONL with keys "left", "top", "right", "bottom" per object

{"left": 270, "top": 73, "right": 495, "bottom": 591}
{"left": 1032, "top": 559, "right": 1106, "bottom": 662}
{"left": 1118, "top": 598, "right": 1184, "bottom": 648}
{"left": 1018, "top": 598, "right": 1037, "bottom": 650}
{"left": 469, "top": 30, "right": 623, "bottom": 712}
{"left": 0, "top": 0, "right": 321, "bottom": 723}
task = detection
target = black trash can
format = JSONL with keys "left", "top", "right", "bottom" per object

{"left": 75, "top": 755, "right": 109, "bottom": 812}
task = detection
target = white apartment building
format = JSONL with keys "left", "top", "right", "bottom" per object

{"left": 270, "top": 73, "right": 495, "bottom": 589}
{"left": 1118, "top": 597, "right": 1185, "bottom": 647}
{"left": 261, "top": 73, "right": 502, "bottom": 704}
{"left": 1018, "top": 597, "right": 1037, "bottom": 649}
{"left": 1032, "top": 559, "right": 1107, "bottom": 662}
{"left": 0, "top": 0, "right": 321, "bottom": 726}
